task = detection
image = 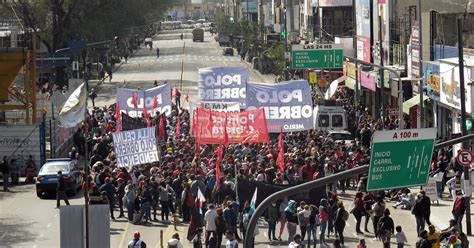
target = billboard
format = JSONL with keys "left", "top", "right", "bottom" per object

{"left": 356, "top": 0, "right": 371, "bottom": 62}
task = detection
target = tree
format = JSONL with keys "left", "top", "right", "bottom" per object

{"left": 11, "top": 0, "right": 178, "bottom": 52}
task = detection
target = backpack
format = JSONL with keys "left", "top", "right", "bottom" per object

{"left": 341, "top": 209, "right": 349, "bottom": 221}
{"left": 186, "top": 191, "right": 195, "bottom": 208}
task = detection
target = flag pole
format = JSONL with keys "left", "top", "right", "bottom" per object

{"left": 83, "top": 80, "right": 90, "bottom": 248}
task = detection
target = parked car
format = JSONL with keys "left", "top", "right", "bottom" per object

{"left": 325, "top": 130, "right": 354, "bottom": 146}
{"left": 222, "top": 47, "right": 234, "bottom": 56}
{"left": 36, "top": 159, "right": 82, "bottom": 198}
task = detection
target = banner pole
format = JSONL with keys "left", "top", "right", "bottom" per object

{"left": 83, "top": 80, "right": 90, "bottom": 248}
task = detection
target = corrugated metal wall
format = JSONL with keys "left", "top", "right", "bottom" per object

{"left": 0, "top": 124, "right": 40, "bottom": 174}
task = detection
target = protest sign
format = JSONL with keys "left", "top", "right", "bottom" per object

{"left": 195, "top": 107, "right": 269, "bottom": 145}
{"left": 198, "top": 67, "right": 248, "bottom": 108}
{"left": 112, "top": 127, "right": 159, "bottom": 167}
{"left": 245, "top": 80, "right": 314, "bottom": 132}
{"left": 117, "top": 83, "right": 172, "bottom": 117}
{"left": 121, "top": 113, "right": 147, "bottom": 131}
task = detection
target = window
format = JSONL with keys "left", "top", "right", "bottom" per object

{"left": 332, "top": 114, "right": 343, "bottom": 127}
{"left": 318, "top": 114, "right": 329, "bottom": 127}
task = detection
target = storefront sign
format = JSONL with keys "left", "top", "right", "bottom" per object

{"left": 411, "top": 21, "right": 421, "bottom": 77}
{"left": 439, "top": 62, "right": 472, "bottom": 113}
{"left": 343, "top": 61, "right": 357, "bottom": 79}
{"left": 319, "top": 0, "right": 352, "bottom": 7}
{"left": 427, "top": 74, "right": 441, "bottom": 99}
{"left": 356, "top": 0, "right": 371, "bottom": 63}
{"left": 359, "top": 70, "right": 376, "bottom": 92}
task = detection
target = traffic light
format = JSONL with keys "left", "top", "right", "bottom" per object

{"left": 467, "top": 118, "right": 474, "bottom": 131}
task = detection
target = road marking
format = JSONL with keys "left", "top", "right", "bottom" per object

{"left": 47, "top": 223, "right": 52, "bottom": 228}
{"left": 118, "top": 221, "right": 130, "bottom": 248}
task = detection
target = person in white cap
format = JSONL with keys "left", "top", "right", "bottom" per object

{"left": 167, "top": 233, "right": 183, "bottom": 248}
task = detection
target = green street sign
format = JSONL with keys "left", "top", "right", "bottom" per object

{"left": 280, "top": 31, "right": 289, "bottom": 38}
{"left": 291, "top": 44, "right": 343, "bottom": 69}
{"left": 367, "top": 128, "right": 437, "bottom": 191}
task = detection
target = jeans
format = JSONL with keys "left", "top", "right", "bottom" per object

{"left": 354, "top": 213, "right": 362, "bottom": 233}
{"left": 415, "top": 215, "right": 425, "bottom": 236}
{"left": 454, "top": 214, "right": 464, "bottom": 232}
{"left": 108, "top": 198, "right": 115, "bottom": 218}
{"left": 2, "top": 173, "right": 9, "bottom": 191}
{"left": 287, "top": 222, "right": 297, "bottom": 242}
{"left": 267, "top": 221, "right": 276, "bottom": 239}
{"left": 127, "top": 201, "right": 135, "bottom": 221}
{"left": 335, "top": 224, "right": 345, "bottom": 245}
{"left": 160, "top": 200, "right": 169, "bottom": 220}
{"left": 319, "top": 221, "right": 327, "bottom": 244}
{"left": 56, "top": 190, "right": 70, "bottom": 208}
{"left": 307, "top": 224, "right": 318, "bottom": 247}
{"left": 300, "top": 225, "right": 307, "bottom": 240}
{"left": 394, "top": 198, "right": 411, "bottom": 209}
{"left": 373, "top": 216, "right": 381, "bottom": 235}
{"left": 140, "top": 201, "right": 151, "bottom": 222}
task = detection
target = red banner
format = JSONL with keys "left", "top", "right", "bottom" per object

{"left": 195, "top": 108, "right": 269, "bottom": 145}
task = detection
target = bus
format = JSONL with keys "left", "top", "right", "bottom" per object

{"left": 192, "top": 28, "right": 204, "bottom": 42}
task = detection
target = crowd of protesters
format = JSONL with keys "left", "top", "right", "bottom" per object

{"left": 50, "top": 85, "right": 469, "bottom": 248}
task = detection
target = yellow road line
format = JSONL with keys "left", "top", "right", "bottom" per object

{"left": 118, "top": 221, "right": 130, "bottom": 247}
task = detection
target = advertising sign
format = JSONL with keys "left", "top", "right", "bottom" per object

{"left": 356, "top": 0, "right": 371, "bottom": 62}
{"left": 112, "top": 127, "right": 159, "bottom": 167}
{"left": 359, "top": 70, "right": 376, "bottom": 92}
{"left": 245, "top": 80, "right": 314, "bottom": 133}
{"left": 439, "top": 62, "right": 472, "bottom": 113}
{"left": 117, "top": 84, "right": 172, "bottom": 117}
{"left": 200, "top": 101, "right": 240, "bottom": 112}
{"left": 198, "top": 67, "right": 249, "bottom": 108}
{"left": 411, "top": 21, "right": 421, "bottom": 77}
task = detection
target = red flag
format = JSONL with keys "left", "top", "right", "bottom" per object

{"left": 216, "top": 144, "right": 224, "bottom": 189}
{"left": 115, "top": 102, "right": 122, "bottom": 132}
{"left": 176, "top": 116, "right": 181, "bottom": 139}
{"left": 184, "top": 90, "right": 189, "bottom": 102}
{"left": 206, "top": 110, "right": 214, "bottom": 131}
{"left": 159, "top": 115, "right": 165, "bottom": 140}
{"left": 143, "top": 98, "right": 150, "bottom": 127}
{"left": 151, "top": 95, "right": 158, "bottom": 110}
{"left": 131, "top": 92, "right": 138, "bottom": 110}
{"left": 223, "top": 116, "right": 229, "bottom": 147}
{"left": 277, "top": 127, "right": 285, "bottom": 173}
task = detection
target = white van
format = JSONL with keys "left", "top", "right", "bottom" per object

{"left": 313, "top": 105, "right": 347, "bottom": 131}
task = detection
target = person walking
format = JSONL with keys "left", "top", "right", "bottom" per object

{"left": 277, "top": 197, "right": 289, "bottom": 241}
{"left": 306, "top": 204, "right": 319, "bottom": 247}
{"left": 214, "top": 208, "right": 226, "bottom": 248}
{"left": 89, "top": 88, "right": 97, "bottom": 107}
{"left": 334, "top": 201, "right": 348, "bottom": 246}
{"left": 372, "top": 196, "right": 386, "bottom": 236}
{"left": 264, "top": 202, "right": 279, "bottom": 241}
{"left": 1, "top": 156, "right": 10, "bottom": 192}
{"left": 139, "top": 183, "right": 152, "bottom": 224}
{"left": 125, "top": 181, "right": 136, "bottom": 222}
{"left": 297, "top": 204, "right": 310, "bottom": 241}
{"left": 99, "top": 177, "right": 116, "bottom": 219}
{"left": 377, "top": 209, "right": 395, "bottom": 248}
{"left": 128, "top": 231, "right": 147, "bottom": 248}
{"left": 352, "top": 192, "right": 366, "bottom": 234}
{"left": 116, "top": 178, "right": 126, "bottom": 218}
{"left": 319, "top": 198, "right": 330, "bottom": 246}
{"left": 285, "top": 200, "right": 298, "bottom": 243}
{"left": 452, "top": 195, "right": 467, "bottom": 231}
{"left": 412, "top": 193, "right": 425, "bottom": 236}
{"left": 420, "top": 190, "right": 431, "bottom": 225}
{"left": 204, "top": 204, "right": 218, "bottom": 248}
{"left": 56, "top": 170, "right": 70, "bottom": 208}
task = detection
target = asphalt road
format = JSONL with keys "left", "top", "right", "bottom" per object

{"left": 0, "top": 29, "right": 466, "bottom": 248}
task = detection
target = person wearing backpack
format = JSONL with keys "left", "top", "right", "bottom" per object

{"left": 334, "top": 201, "right": 348, "bottom": 246}
{"left": 377, "top": 209, "right": 395, "bottom": 248}
{"left": 452, "top": 196, "right": 466, "bottom": 231}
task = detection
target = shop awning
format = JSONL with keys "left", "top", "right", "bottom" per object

{"left": 403, "top": 95, "right": 429, "bottom": 114}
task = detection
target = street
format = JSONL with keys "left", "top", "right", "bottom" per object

{"left": 0, "top": 30, "right": 471, "bottom": 248}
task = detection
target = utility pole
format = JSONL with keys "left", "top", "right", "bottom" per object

{"left": 418, "top": 0, "right": 424, "bottom": 128}
{"left": 458, "top": 17, "right": 471, "bottom": 236}
{"left": 283, "top": 0, "right": 289, "bottom": 80}
{"left": 378, "top": 14, "right": 385, "bottom": 124}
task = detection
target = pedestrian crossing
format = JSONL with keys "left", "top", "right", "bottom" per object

{"left": 127, "top": 55, "right": 240, "bottom": 64}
